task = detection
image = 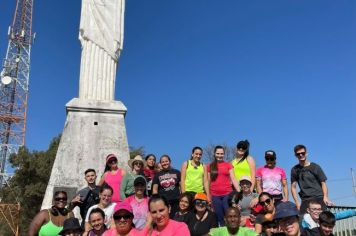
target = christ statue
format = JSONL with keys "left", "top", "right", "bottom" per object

{"left": 78, "top": 0, "right": 125, "bottom": 101}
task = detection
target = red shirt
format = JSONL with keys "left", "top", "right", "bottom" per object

{"left": 208, "top": 162, "right": 233, "bottom": 196}
{"left": 143, "top": 167, "right": 156, "bottom": 180}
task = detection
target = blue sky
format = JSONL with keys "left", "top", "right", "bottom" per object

{"left": 1, "top": 1, "right": 355, "bottom": 206}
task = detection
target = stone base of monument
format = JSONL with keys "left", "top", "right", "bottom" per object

{"left": 41, "top": 98, "right": 130, "bottom": 209}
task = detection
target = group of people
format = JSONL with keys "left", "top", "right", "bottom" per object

{"left": 29, "top": 141, "right": 356, "bottom": 236}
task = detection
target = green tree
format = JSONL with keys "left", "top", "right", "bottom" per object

{"left": 129, "top": 146, "right": 145, "bottom": 159}
{"left": 0, "top": 137, "right": 145, "bottom": 235}
{"left": 0, "top": 135, "right": 60, "bottom": 235}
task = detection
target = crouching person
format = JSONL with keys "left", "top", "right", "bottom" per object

{"left": 303, "top": 211, "right": 336, "bottom": 236}
{"left": 273, "top": 201, "right": 301, "bottom": 236}
{"left": 208, "top": 207, "right": 257, "bottom": 236}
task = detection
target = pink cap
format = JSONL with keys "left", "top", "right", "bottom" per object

{"left": 114, "top": 202, "right": 133, "bottom": 215}
{"left": 106, "top": 154, "right": 117, "bottom": 163}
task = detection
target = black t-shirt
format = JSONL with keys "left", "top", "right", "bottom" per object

{"left": 185, "top": 210, "right": 218, "bottom": 236}
{"left": 302, "top": 227, "right": 335, "bottom": 236}
{"left": 290, "top": 162, "right": 327, "bottom": 199}
{"left": 152, "top": 168, "right": 181, "bottom": 202}
{"left": 77, "top": 186, "right": 100, "bottom": 220}
{"left": 173, "top": 211, "right": 190, "bottom": 222}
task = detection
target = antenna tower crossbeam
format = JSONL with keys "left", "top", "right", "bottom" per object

{"left": 0, "top": 0, "right": 34, "bottom": 187}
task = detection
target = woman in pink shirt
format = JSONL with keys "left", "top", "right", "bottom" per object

{"left": 99, "top": 154, "right": 126, "bottom": 203}
{"left": 102, "top": 202, "right": 141, "bottom": 236}
{"left": 208, "top": 145, "right": 239, "bottom": 226}
{"left": 136, "top": 194, "right": 190, "bottom": 236}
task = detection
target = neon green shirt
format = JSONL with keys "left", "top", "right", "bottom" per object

{"left": 184, "top": 160, "right": 204, "bottom": 193}
{"left": 209, "top": 226, "right": 257, "bottom": 236}
{"left": 38, "top": 210, "right": 63, "bottom": 236}
{"left": 231, "top": 157, "right": 251, "bottom": 182}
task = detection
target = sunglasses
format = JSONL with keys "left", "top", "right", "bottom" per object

{"left": 55, "top": 197, "right": 67, "bottom": 202}
{"left": 133, "top": 162, "right": 143, "bottom": 166}
{"left": 265, "top": 157, "right": 276, "bottom": 162}
{"left": 295, "top": 152, "right": 306, "bottom": 157}
{"left": 108, "top": 159, "right": 117, "bottom": 164}
{"left": 195, "top": 200, "right": 208, "bottom": 206}
{"left": 114, "top": 214, "right": 132, "bottom": 220}
{"left": 259, "top": 198, "right": 272, "bottom": 206}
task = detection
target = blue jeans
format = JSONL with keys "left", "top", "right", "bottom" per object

{"left": 212, "top": 195, "right": 229, "bottom": 226}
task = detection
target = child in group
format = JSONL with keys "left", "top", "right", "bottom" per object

{"left": 173, "top": 193, "right": 194, "bottom": 222}
{"left": 302, "top": 199, "right": 356, "bottom": 229}
{"left": 303, "top": 211, "right": 336, "bottom": 236}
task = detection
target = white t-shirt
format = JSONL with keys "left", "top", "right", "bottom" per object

{"left": 85, "top": 202, "right": 116, "bottom": 228}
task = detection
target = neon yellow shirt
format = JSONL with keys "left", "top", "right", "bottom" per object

{"left": 184, "top": 160, "right": 204, "bottom": 193}
{"left": 231, "top": 157, "right": 251, "bottom": 182}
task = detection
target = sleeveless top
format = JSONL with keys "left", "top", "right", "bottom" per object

{"left": 185, "top": 160, "right": 204, "bottom": 193}
{"left": 231, "top": 157, "right": 251, "bottom": 182}
{"left": 104, "top": 169, "right": 123, "bottom": 203}
{"left": 38, "top": 210, "right": 63, "bottom": 236}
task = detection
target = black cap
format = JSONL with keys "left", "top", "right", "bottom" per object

{"left": 58, "top": 218, "right": 82, "bottom": 235}
{"left": 265, "top": 150, "right": 276, "bottom": 158}
{"left": 134, "top": 176, "right": 146, "bottom": 186}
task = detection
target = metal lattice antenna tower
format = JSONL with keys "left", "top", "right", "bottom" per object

{"left": 0, "top": 0, "right": 34, "bottom": 187}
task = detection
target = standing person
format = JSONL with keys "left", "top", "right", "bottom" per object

{"left": 123, "top": 176, "right": 149, "bottom": 230}
{"left": 185, "top": 193, "right": 218, "bottom": 236}
{"left": 69, "top": 168, "right": 100, "bottom": 227}
{"left": 173, "top": 193, "right": 194, "bottom": 222}
{"left": 256, "top": 150, "right": 288, "bottom": 205}
{"left": 120, "top": 155, "right": 146, "bottom": 200}
{"left": 231, "top": 140, "right": 256, "bottom": 192}
{"left": 291, "top": 144, "right": 332, "bottom": 214}
{"left": 228, "top": 176, "right": 258, "bottom": 227}
{"left": 273, "top": 201, "right": 302, "bottom": 236}
{"left": 208, "top": 145, "right": 240, "bottom": 226}
{"left": 141, "top": 194, "right": 190, "bottom": 236}
{"left": 143, "top": 154, "right": 157, "bottom": 196}
{"left": 29, "top": 191, "right": 73, "bottom": 236}
{"left": 208, "top": 207, "right": 257, "bottom": 236}
{"left": 152, "top": 155, "right": 181, "bottom": 218}
{"left": 180, "top": 146, "right": 210, "bottom": 201}
{"left": 85, "top": 208, "right": 107, "bottom": 236}
{"left": 99, "top": 154, "right": 126, "bottom": 203}
{"left": 85, "top": 185, "right": 117, "bottom": 232}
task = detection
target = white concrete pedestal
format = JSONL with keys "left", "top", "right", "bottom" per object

{"left": 41, "top": 98, "right": 130, "bottom": 209}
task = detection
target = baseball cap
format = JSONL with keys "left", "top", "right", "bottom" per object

{"left": 134, "top": 176, "right": 146, "bottom": 186}
{"left": 273, "top": 201, "right": 299, "bottom": 220}
{"left": 113, "top": 202, "right": 133, "bottom": 215}
{"left": 239, "top": 176, "right": 252, "bottom": 183}
{"left": 265, "top": 150, "right": 276, "bottom": 158}
{"left": 194, "top": 192, "right": 208, "bottom": 201}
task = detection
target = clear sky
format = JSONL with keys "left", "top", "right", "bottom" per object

{"left": 1, "top": 1, "right": 355, "bottom": 206}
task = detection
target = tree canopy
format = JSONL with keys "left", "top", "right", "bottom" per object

{"left": 0, "top": 135, "right": 60, "bottom": 235}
